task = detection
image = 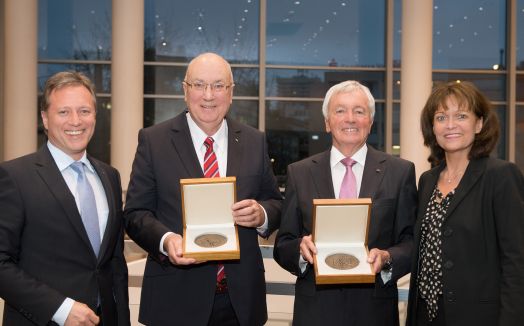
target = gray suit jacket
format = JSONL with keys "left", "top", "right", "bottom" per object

{"left": 124, "top": 112, "right": 282, "bottom": 326}
{"left": 0, "top": 146, "right": 130, "bottom": 326}
{"left": 274, "top": 146, "right": 417, "bottom": 326}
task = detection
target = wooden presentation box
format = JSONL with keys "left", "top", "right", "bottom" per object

{"left": 312, "top": 198, "right": 375, "bottom": 284}
{"left": 180, "top": 177, "right": 240, "bottom": 260}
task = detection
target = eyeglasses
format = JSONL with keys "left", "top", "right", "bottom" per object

{"left": 183, "top": 81, "right": 234, "bottom": 93}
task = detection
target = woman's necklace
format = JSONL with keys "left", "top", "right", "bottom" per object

{"left": 443, "top": 169, "right": 464, "bottom": 184}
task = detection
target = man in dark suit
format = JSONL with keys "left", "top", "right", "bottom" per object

{"left": 273, "top": 80, "right": 417, "bottom": 326}
{"left": 0, "top": 71, "right": 130, "bottom": 326}
{"left": 124, "top": 52, "right": 282, "bottom": 326}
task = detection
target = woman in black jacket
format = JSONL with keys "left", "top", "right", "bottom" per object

{"left": 406, "top": 81, "right": 524, "bottom": 326}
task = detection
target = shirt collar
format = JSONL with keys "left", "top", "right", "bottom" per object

{"left": 330, "top": 144, "right": 368, "bottom": 168}
{"left": 47, "top": 141, "right": 95, "bottom": 173}
{"left": 186, "top": 112, "right": 228, "bottom": 150}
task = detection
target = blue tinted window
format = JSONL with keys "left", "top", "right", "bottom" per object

{"left": 39, "top": 0, "right": 111, "bottom": 60}
{"left": 145, "top": 0, "right": 259, "bottom": 63}
{"left": 433, "top": 0, "right": 506, "bottom": 69}
{"left": 266, "top": 0, "right": 385, "bottom": 67}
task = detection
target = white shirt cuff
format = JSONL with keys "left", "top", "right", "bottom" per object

{"left": 380, "top": 268, "right": 392, "bottom": 284}
{"left": 256, "top": 205, "right": 269, "bottom": 236}
{"left": 159, "top": 231, "right": 174, "bottom": 256}
{"left": 52, "top": 298, "right": 74, "bottom": 326}
{"left": 298, "top": 255, "right": 308, "bottom": 274}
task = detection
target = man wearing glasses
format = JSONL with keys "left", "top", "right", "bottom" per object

{"left": 124, "top": 52, "right": 282, "bottom": 326}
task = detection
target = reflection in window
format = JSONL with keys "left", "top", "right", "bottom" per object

{"left": 266, "top": 0, "right": 385, "bottom": 67}
{"left": 39, "top": 0, "right": 111, "bottom": 60}
{"left": 38, "top": 64, "right": 112, "bottom": 94}
{"left": 266, "top": 69, "right": 385, "bottom": 98}
{"left": 432, "top": 74, "right": 505, "bottom": 101}
{"left": 145, "top": 0, "right": 259, "bottom": 63}
{"left": 433, "top": 0, "right": 506, "bottom": 70}
{"left": 517, "top": 106, "right": 524, "bottom": 172}
{"left": 518, "top": 0, "right": 524, "bottom": 69}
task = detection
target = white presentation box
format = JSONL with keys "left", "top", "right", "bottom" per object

{"left": 181, "top": 177, "right": 240, "bottom": 260}
{"left": 312, "top": 198, "right": 375, "bottom": 284}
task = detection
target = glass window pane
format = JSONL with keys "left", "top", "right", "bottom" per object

{"left": 266, "top": 0, "right": 385, "bottom": 67}
{"left": 494, "top": 106, "right": 506, "bottom": 159}
{"left": 145, "top": 0, "right": 259, "bottom": 63}
{"left": 266, "top": 100, "right": 384, "bottom": 187}
{"left": 38, "top": 0, "right": 111, "bottom": 60}
{"left": 144, "top": 99, "right": 258, "bottom": 129}
{"left": 392, "top": 103, "right": 400, "bottom": 155}
{"left": 38, "top": 64, "right": 111, "bottom": 94}
{"left": 517, "top": 106, "right": 524, "bottom": 173}
{"left": 432, "top": 73, "right": 506, "bottom": 101}
{"left": 394, "top": 0, "right": 402, "bottom": 67}
{"left": 38, "top": 98, "right": 112, "bottom": 164}
{"left": 518, "top": 0, "right": 524, "bottom": 70}
{"left": 393, "top": 71, "right": 401, "bottom": 99}
{"left": 433, "top": 0, "right": 506, "bottom": 70}
{"left": 517, "top": 73, "right": 524, "bottom": 102}
{"left": 266, "top": 69, "right": 385, "bottom": 99}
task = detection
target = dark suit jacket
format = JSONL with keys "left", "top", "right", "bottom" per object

{"left": 0, "top": 146, "right": 130, "bottom": 326}
{"left": 406, "top": 157, "right": 524, "bottom": 326}
{"left": 274, "top": 146, "right": 417, "bottom": 326}
{"left": 123, "top": 112, "right": 282, "bottom": 326}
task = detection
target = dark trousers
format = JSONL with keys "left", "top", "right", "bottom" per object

{"left": 207, "top": 292, "right": 240, "bottom": 326}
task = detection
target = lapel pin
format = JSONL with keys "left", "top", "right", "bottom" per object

{"left": 376, "top": 168, "right": 381, "bottom": 173}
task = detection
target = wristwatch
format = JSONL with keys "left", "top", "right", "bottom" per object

{"left": 382, "top": 257, "right": 393, "bottom": 272}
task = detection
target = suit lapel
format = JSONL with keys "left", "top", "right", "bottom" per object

{"left": 170, "top": 112, "right": 204, "bottom": 178}
{"left": 444, "top": 158, "right": 486, "bottom": 220}
{"left": 89, "top": 157, "right": 115, "bottom": 262}
{"left": 226, "top": 118, "right": 242, "bottom": 176}
{"left": 34, "top": 147, "right": 95, "bottom": 258}
{"left": 309, "top": 151, "right": 335, "bottom": 198}
{"left": 359, "top": 146, "right": 387, "bottom": 199}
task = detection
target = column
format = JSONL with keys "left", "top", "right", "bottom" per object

{"left": 400, "top": 0, "right": 433, "bottom": 179}
{"left": 111, "top": 0, "right": 144, "bottom": 191}
{"left": 3, "top": 0, "right": 38, "bottom": 161}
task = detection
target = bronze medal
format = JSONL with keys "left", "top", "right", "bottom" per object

{"left": 324, "top": 253, "right": 360, "bottom": 270}
{"left": 194, "top": 233, "right": 228, "bottom": 248}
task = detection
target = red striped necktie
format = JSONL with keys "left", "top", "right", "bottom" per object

{"left": 203, "top": 137, "right": 227, "bottom": 292}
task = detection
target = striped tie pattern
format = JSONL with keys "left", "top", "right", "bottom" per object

{"left": 203, "top": 137, "right": 227, "bottom": 292}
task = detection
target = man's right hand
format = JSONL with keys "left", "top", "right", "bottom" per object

{"left": 299, "top": 235, "right": 317, "bottom": 264}
{"left": 163, "top": 233, "right": 200, "bottom": 265}
{"left": 64, "top": 302, "right": 99, "bottom": 326}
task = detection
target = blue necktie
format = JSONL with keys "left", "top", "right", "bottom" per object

{"left": 70, "top": 161, "right": 101, "bottom": 257}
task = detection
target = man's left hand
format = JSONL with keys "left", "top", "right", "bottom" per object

{"left": 367, "top": 248, "right": 391, "bottom": 274}
{"left": 232, "top": 199, "right": 264, "bottom": 228}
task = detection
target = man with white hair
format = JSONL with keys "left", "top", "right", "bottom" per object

{"left": 274, "top": 80, "right": 417, "bottom": 326}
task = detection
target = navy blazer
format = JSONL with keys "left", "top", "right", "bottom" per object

{"left": 274, "top": 146, "right": 417, "bottom": 326}
{"left": 407, "top": 157, "right": 524, "bottom": 326}
{"left": 0, "top": 146, "right": 130, "bottom": 326}
{"left": 124, "top": 112, "right": 282, "bottom": 326}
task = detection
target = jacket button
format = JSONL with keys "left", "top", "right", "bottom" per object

{"left": 447, "top": 291, "right": 456, "bottom": 302}
{"left": 443, "top": 260, "right": 454, "bottom": 269}
{"left": 443, "top": 228, "right": 453, "bottom": 237}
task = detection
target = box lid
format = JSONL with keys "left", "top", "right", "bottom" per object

{"left": 181, "top": 177, "right": 236, "bottom": 226}
{"left": 313, "top": 198, "right": 372, "bottom": 245}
